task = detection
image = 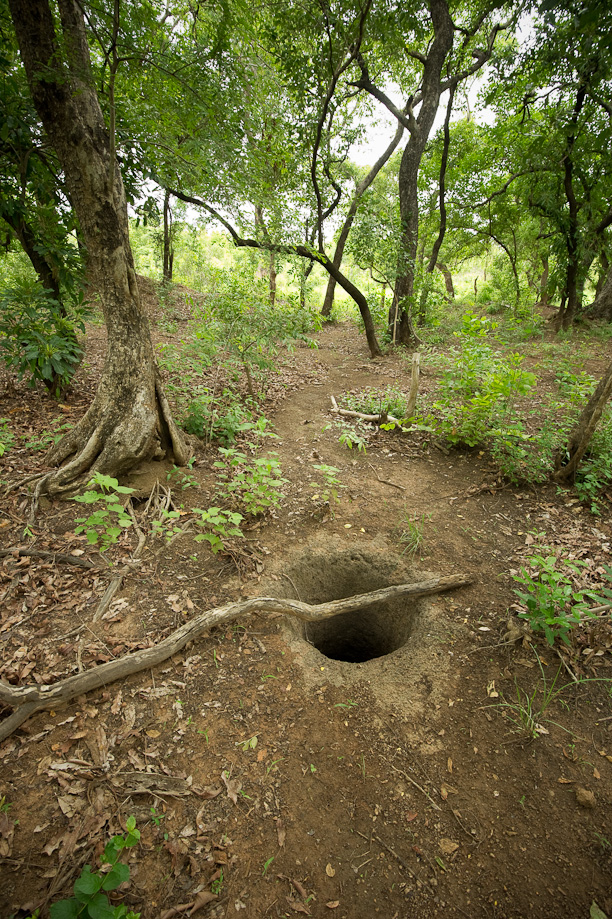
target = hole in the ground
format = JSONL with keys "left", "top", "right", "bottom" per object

{"left": 277, "top": 546, "right": 421, "bottom": 663}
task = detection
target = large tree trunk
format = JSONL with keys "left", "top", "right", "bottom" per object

{"left": 586, "top": 265, "right": 612, "bottom": 320}
{"left": 392, "top": 0, "right": 454, "bottom": 345}
{"left": 10, "top": 0, "right": 187, "bottom": 497}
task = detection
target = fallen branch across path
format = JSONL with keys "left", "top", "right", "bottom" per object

{"left": 0, "top": 574, "right": 471, "bottom": 742}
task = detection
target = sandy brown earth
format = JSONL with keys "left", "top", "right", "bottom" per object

{"left": 1, "top": 300, "right": 612, "bottom": 919}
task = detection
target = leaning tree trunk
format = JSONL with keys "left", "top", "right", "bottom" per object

{"left": 10, "top": 0, "right": 187, "bottom": 498}
{"left": 585, "top": 265, "right": 612, "bottom": 321}
{"left": 554, "top": 358, "right": 612, "bottom": 483}
{"left": 392, "top": 0, "right": 454, "bottom": 346}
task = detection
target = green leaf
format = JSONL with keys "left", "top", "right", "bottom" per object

{"left": 101, "top": 862, "right": 130, "bottom": 891}
{"left": 50, "top": 899, "right": 82, "bottom": 919}
{"left": 85, "top": 892, "right": 116, "bottom": 919}
{"left": 74, "top": 866, "right": 104, "bottom": 898}
{"left": 590, "top": 903, "right": 608, "bottom": 919}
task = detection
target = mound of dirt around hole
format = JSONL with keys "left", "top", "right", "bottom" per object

{"left": 277, "top": 546, "right": 422, "bottom": 663}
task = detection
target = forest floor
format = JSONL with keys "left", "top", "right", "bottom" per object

{"left": 1, "top": 280, "right": 612, "bottom": 919}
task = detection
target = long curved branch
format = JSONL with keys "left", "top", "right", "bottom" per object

{"left": 0, "top": 574, "right": 471, "bottom": 742}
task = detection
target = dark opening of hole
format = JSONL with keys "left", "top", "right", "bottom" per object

{"left": 306, "top": 610, "right": 397, "bottom": 663}
{"left": 276, "top": 547, "right": 422, "bottom": 664}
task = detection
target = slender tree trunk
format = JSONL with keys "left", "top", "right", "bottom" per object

{"left": 3, "top": 211, "right": 62, "bottom": 307}
{"left": 595, "top": 251, "right": 609, "bottom": 299}
{"left": 417, "top": 84, "right": 455, "bottom": 321}
{"left": 554, "top": 81, "right": 587, "bottom": 331}
{"left": 10, "top": 0, "right": 187, "bottom": 497}
{"left": 254, "top": 204, "right": 277, "bottom": 305}
{"left": 380, "top": 283, "right": 387, "bottom": 313}
{"left": 162, "top": 188, "right": 173, "bottom": 282}
{"left": 392, "top": 0, "right": 454, "bottom": 345}
{"left": 321, "top": 121, "right": 404, "bottom": 317}
{"left": 269, "top": 250, "right": 277, "bottom": 307}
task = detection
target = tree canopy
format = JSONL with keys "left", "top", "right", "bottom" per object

{"left": 2, "top": 0, "right": 612, "bottom": 483}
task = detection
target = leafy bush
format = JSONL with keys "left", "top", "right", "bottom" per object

{"left": 183, "top": 389, "right": 255, "bottom": 445}
{"left": 0, "top": 278, "right": 86, "bottom": 396}
{"left": 430, "top": 311, "right": 536, "bottom": 447}
{"left": 191, "top": 506, "right": 244, "bottom": 553}
{"left": 512, "top": 554, "right": 612, "bottom": 646}
{"left": 214, "top": 447, "right": 286, "bottom": 516}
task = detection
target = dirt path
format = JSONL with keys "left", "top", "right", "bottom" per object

{"left": 1, "top": 322, "right": 612, "bottom": 919}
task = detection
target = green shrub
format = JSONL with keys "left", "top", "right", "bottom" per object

{"left": 430, "top": 311, "right": 536, "bottom": 447}
{"left": 0, "top": 278, "right": 86, "bottom": 396}
{"left": 191, "top": 506, "right": 244, "bottom": 553}
{"left": 512, "top": 554, "right": 612, "bottom": 646}
{"left": 0, "top": 419, "right": 14, "bottom": 457}
{"left": 214, "top": 447, "right": 286, "bottom": 516}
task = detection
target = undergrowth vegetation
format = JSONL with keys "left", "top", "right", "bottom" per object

{"left": 339, "top": 305, "right": 612, "bottom": 510}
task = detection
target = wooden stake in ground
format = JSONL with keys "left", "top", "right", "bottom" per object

{"left": 330, "top": 352, "right": 420, "bottom": 427}
{"left": 0, "top": 574, "right": 471, "bottom": 742}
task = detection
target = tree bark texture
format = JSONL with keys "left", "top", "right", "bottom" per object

{"left": 392, "top": 0, "right": 454, "bottom": 345}
{"left": 9, "top": 0, "right": 188, "bottom": 497}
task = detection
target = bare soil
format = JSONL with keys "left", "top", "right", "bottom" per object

{"left": 1, "top": 291, "right": 612, "bottom": 919}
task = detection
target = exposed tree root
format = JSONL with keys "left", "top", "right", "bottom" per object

{"left": 28, "top": 374, "right": 190, "bottom": 522}
{"left": 0, "top": 573, "right": 471, "bottom": 742}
